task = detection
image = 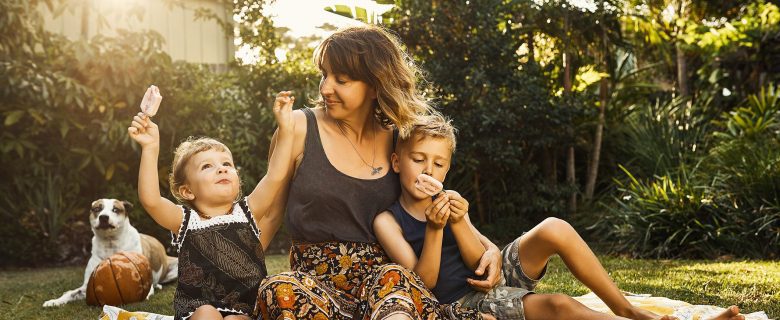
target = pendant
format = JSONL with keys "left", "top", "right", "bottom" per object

{"left": 371, "top": 166, "right": 383, "bottom": 175}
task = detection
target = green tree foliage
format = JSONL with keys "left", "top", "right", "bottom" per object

{"left": 385, "top": 0, "right": 592, "bottom": 240}
{"left": 0, "top": 0, "right": 317, "bottom": 266}
{"left": 590, "top": 0, "right": 780, "bottom": 258}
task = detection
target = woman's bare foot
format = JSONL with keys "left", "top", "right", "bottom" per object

{"left": 707, "top": 306, "right": 745, "bottom": 320}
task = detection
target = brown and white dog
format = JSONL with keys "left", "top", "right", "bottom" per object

{"left": 43, "top": 199, "right": 178, "bottom": 307}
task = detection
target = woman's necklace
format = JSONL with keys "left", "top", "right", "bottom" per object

{"left": 336, "top": 120, "right": 382, "bottom": 175}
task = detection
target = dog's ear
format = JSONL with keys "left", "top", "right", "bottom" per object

{"left": 122, "top": 200, "right": 134, "bottom": 212}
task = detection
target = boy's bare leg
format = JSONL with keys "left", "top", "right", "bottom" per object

{"left": 516, "top": 218, "right": 745, "bottom": 320}
{"left": 516, "top": 218, "right": 672, "bottom": 320}
{"left": 523, "top": 293, "right": 632, "bottom": 320}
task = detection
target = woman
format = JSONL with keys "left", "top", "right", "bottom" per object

{"left": 254, "top": 25, "right": 502, "bottom": 319}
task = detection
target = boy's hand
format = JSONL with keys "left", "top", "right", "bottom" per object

{"left": 273, "top": 91, "right": 295, "bottom": 131}
{"left": 445, "top": 190, "right": 469, "bottom": 223}
{"left": 425, "top": 193, "right": 450, "bottom": 229}
{"left": 128, "top": 112, "right": 160, "bottom": 149}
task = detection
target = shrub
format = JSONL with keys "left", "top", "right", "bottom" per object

{"left": 597, "top": 165, "right": 737, "bottom": 258}
{"left": 595, "top": 85, "right": 780, "bottom": 258}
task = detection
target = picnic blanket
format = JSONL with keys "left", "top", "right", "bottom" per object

{"left": 99, "top": 305, "right": 173, "bottom": 320}
{"left": 573, "top": 292, "right": 770, "bottom": 320}
{"left": 98, "top": 293, "right": 771, "bottom": 320}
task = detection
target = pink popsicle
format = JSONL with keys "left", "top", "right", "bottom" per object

{"left": 140, "top": 85, "right": 162, "bottom": 117}
{"left": 415, "top": 174, "right": 443, "bottom": 196}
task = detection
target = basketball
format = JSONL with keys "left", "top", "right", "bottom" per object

{"left": 86, "top": 251, "right": 152, "bottom": 306}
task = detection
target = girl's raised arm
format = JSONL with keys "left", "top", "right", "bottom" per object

{"left": 247, "top": 92, "right": 297, "bottom": 234}
{"left": 128, "top": 112, "right": 182, "bottom": 234}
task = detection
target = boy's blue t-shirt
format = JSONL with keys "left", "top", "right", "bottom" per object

{"left": 387, "top": 200, "right": 477, "bottom": 304}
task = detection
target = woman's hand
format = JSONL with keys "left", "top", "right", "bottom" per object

{"left": 467, "top": 246, "right": 502, "bottom": 292}
{"left": 128, "top": 112, "right": 160, "bottom": 149}
{"left": 273, "top": 91, "right": 295, "bottom": 131}
{"left": 425, "top": 193, "right": 450, "bottom": 229}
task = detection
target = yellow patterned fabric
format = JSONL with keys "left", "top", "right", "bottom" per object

{"left": 574, "top": 292, "right": 770, "bottom": 320}
{"left": 255, "top": 241, "right": 481, "bottom": 319}
{"left": 99, "top": 305, "right": 173, "bottom": 320}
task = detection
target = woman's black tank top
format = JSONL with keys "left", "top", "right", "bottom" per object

{"left": 285, "top": 108, "right": 400, "bottom": 243}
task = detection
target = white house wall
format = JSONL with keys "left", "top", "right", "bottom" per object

{"left": 40, "top": 0, "right": 233, "bottom": 66}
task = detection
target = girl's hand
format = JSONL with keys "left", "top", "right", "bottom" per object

{"left": 445, "top": 190, "right": 469, "bottom": 223}
{"left": 425, "top": 193, "right": 450, "bottom": 229}
{"left": 273, "top": 91, "right": 295, "bottom": 131}
{"left": 128, "top": 112, "right": 160, "bottom": 149}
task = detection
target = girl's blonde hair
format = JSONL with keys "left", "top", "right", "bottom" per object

{"left": 169, "top": 137, "right": 239, "bottom": 208}
{"left": 314, "top": 25, "right": 433, "bottom": 138}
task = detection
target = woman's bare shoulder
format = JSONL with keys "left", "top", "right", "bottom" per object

{"left": 291, "top": 108, "right": 309, "bottom": 138}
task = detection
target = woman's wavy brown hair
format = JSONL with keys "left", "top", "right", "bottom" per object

{"left": 313, "top": 25, "right": 434, "bottom": 138}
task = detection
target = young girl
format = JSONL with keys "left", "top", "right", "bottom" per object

{"left": 128, "top": 90, "right": 295, "bottom": 320}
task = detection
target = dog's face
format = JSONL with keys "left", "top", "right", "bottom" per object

{"left": 89, "top": 199, "right": 133, "bottom": 235}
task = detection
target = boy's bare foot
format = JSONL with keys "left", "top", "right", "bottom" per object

{"left": 621, "top": 306, "right": 678, "bottom": 320}
{"left": 622, "top": 305, "right": 743, "bottom": 320}
{"left": 706, "top": 306, "right": 745, "bottom": 320}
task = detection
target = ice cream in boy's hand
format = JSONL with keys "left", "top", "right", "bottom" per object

{"left": 415, "top": 173, "right": 443, "bottom": 197}
{"left": 140, "top": 85, "right": 162, "bottom": 117}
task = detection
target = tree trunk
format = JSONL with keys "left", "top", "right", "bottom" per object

{"left": 563, "top": 23, "right": 577, "bottom": 213}
{"left": 676, "top": 42, "right": 689, "bottom": 98}
{"left": 552, "top": 147, "right": 558, "bottom": 182}
{"left": 473, "top": 171, "right": 486, "bottom": 224}
{"left": 567, "top": 146, "right": 576, "bottom": 214}
{"left": 80, "top": 1, "right": 90, "bottom": 40}
{"left": 585, "top": 33, "right": 609, "bottom": 201}
{"left": 585, "top": 78, "right": 606, "bottom": 201}
{"left": 563, "top": 52, "right": 573, "bottom": 94}
{"left": 542, "top": 146, "right": 554, "bottom": 184}
{"left": 527, "top": 31, "right": 535, "bottom": 64}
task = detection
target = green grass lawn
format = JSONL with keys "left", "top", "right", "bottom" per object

{"left": 0, "top": 255, "right": 777, "bottom": 319}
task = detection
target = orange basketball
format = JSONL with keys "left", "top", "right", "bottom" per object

{"left": 86, "top": 251, "right": 152, "bottom": 306}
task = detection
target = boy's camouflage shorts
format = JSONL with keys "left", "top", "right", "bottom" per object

{"left": 457, "top": 235, "right": 548, "bottom": 320}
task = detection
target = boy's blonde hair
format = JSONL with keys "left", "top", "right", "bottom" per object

{"left": 169, "top": 137, "right": 238, "bottom": 208}
{"left": 313, "top": 25, "right": 433, "bottom": 139}
{"left": 398, "top": 112, "right": 458, "bottom": 152}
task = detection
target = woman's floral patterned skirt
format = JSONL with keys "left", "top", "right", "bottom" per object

{"left": 255, "top": 241, "right": 480, "bottom": 319}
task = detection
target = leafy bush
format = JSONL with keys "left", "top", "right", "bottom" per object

{"left": 614, "top": 95, "right": 716, "bottom": 178}
{"left": 0, "top": 1, "right": 317, "bottom": 266}
{"left": 706, "top": 84, "right": 780, "bottom": 257}
{"left": 598, "top": 165, "right": 738, "bottom": 258}
{"left": 596, "top": 85, "right": 780, "bottom": 258}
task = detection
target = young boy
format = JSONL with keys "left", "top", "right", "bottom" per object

{"left": 373, "top": 113, "right": 744, "bottom": 320}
